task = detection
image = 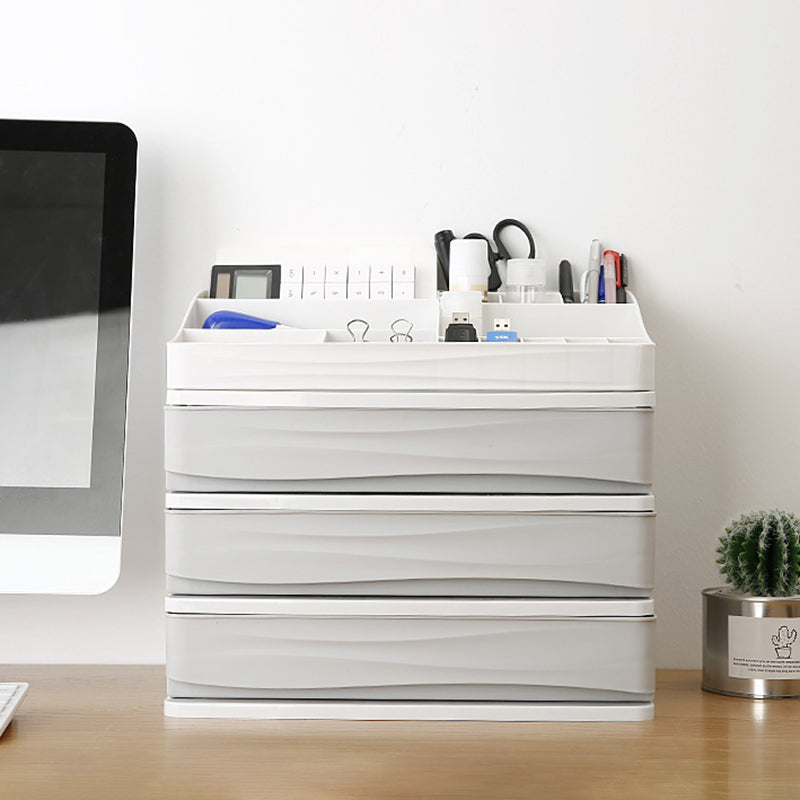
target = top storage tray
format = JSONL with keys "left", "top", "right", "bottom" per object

{"left": 167, "top": 295, "right": 654, "bottom": 393}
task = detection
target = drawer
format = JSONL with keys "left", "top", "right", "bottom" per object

{"left": 166, "top": 494, "right": 655, "bottom": 597}
{"left": 164, "top": 394, "right": 653, "bottom": 494}
{"left": 165, "top": 597, "right": 655, "bottom": 703}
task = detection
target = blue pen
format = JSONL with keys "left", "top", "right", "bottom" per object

{"left": 202, "top": 310, "right": 281, "bottom": 329}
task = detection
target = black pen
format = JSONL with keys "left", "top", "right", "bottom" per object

{"left": 559, "top": 259, "right": 575, "bottom": 303}
{"left": 616, "top": 253, "right": 628, "bottom": 303}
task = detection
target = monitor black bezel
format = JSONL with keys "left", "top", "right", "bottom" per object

{"left": 0, "top": 119, "right": 137, "bottom": 537}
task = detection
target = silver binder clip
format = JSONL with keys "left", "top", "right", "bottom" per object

{"left": 390, "top": 318, "right": 413, "bottom": 343}
{"left": 347, "top": 318, "right": 370, "bottom": 342}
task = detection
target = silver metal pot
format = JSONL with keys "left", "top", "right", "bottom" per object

{"left": 702, "top": 587, "right": 800, "bottom": 697}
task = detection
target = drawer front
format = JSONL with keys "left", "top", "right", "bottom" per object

{"left": 166, "top": 506, "right": 655, "bottom": 597}
{"left": 164, "top": 406, "right": 653, "bottom": 493}
{"left": 166, "top": 605, "right": 655, "bottom": 702}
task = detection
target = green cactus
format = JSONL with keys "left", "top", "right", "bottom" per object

{"left": 717, "top": 509, "right": 800, "bottom": 597}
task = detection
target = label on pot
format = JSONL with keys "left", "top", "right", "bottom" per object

{"left": 729, "top": 616, "right": 800, "bottom": 679}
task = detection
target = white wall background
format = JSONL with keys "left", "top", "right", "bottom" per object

{"left": 1, "top": 0, "right": 799, "bottom": 668}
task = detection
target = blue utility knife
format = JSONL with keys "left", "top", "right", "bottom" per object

{"left": 202, "top": 310, "right": 281, "bottom": 329}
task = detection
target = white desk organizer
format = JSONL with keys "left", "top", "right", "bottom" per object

{"left": 165, "top": 259, "right": 656, "bottom": 721}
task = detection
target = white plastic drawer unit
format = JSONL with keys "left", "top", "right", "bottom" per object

{"left": 165, "top": 597, "right": 655, "bottom": 704}
{"left": 165, "top": 494, "right": 655, "bottom": 597}
{"left": 164, "top": 391, "right": 654, "bottom": 494}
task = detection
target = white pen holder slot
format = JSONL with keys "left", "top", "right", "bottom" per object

{"left": 478, "top": 297, "right": 649, "bottom": 340}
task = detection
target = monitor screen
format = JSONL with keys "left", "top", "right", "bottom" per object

{"left": 0, "top": 120, "right": 136, "bottom": 593}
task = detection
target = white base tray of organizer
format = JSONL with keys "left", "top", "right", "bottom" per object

{"left": 164, "top": 698, "right": 654, "bottom": 721}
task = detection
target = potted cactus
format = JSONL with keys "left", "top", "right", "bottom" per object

{"left": 703, "top": 509, "right": 800, "bottom": 697}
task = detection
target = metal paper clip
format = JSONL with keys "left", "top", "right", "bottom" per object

{"left": 390, "top": 318, "right": 413, "bottom": 343}
{"left": 347, "top": 318, "right": 370, "bottom": 342}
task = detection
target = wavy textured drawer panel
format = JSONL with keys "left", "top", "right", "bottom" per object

{"left": 165, "top": 598, "right": 655, "bottom": 702}
{"left": 165, "top": 500, "right": 655, "bottom": 597}
{"left": 164, "top": 406, "right": 653, "bottom": 493}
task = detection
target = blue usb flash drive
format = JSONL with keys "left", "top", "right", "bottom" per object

{"left": 486, "top": 318, "right": 519, "bottom": 342}
{"left": 202, "top": 310, "right": 281, "bottom": 330}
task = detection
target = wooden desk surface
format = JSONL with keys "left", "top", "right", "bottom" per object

{"left": 0, "top": 667, "right": 797, "bottom": 799}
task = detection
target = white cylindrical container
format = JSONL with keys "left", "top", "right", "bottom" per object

{"left": 448, "top": 239, "right": 489, "bottom": 294}
{"left": 503, "top": 259, "right": 547, "bottom": 303}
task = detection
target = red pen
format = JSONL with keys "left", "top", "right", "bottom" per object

{"left": 602, "top": 250, "right": 619, "bottom": 304}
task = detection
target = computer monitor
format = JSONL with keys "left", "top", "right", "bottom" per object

{"left": 0, "top": 119, "right": 137, "bottom": 593}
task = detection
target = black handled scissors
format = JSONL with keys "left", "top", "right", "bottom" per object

{"left": 464, "top": 218, "right": 536, "bottom": 292}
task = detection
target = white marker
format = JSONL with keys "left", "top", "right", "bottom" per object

{"left": 582, "top": 239, "right": 601, "bottom": 303}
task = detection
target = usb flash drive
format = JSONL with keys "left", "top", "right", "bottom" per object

{"left": 444, "top": 312, "right": 479, "bottom": 342}
{"left": 486, "top": 318, "right": 518, "bottom": 342}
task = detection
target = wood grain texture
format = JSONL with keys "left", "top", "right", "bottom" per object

{"left": 1, "top": 668, "right": 798, "bottom": 800}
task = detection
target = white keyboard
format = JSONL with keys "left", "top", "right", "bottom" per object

{"left": 0, "top": 682, "right": 28, "bottom": 737}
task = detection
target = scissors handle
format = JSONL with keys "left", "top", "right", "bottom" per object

{"left": 493, "top": 218, "right": 536, "bottom": 261}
